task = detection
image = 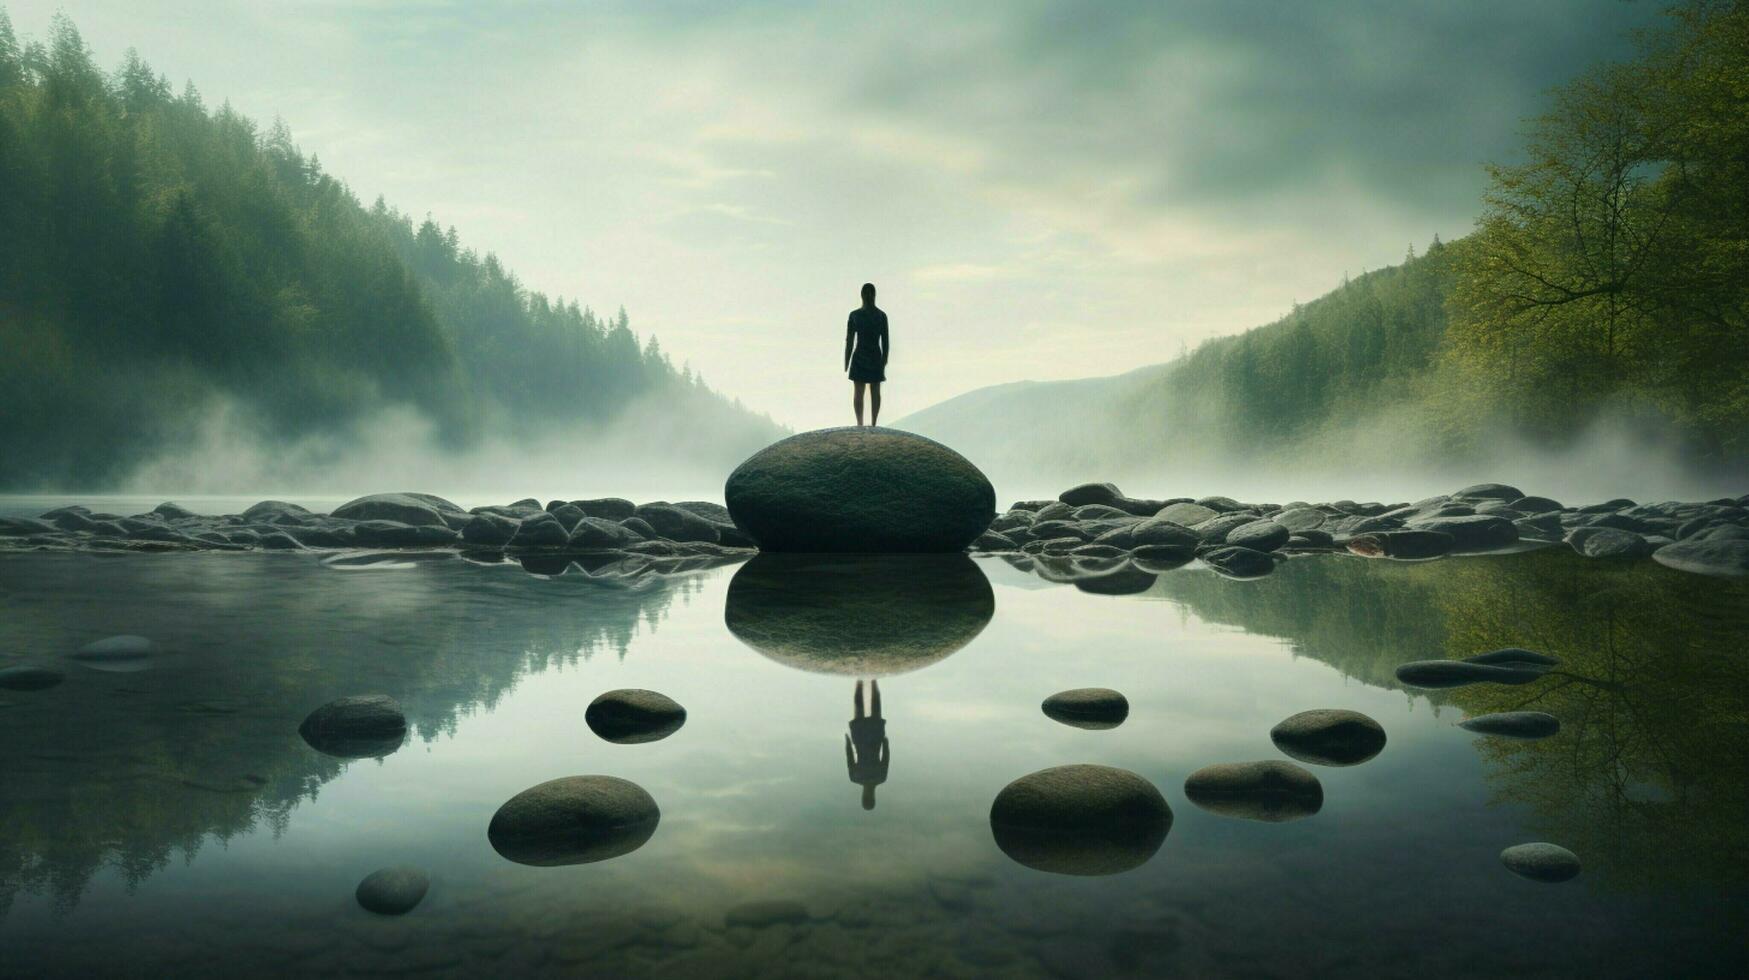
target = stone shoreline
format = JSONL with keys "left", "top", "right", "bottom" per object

{"left": 3, "top": 482, "right": 1746, "bottom": 579}
{"left": 974, "top": 481, "right": 1749, "bottom": 579}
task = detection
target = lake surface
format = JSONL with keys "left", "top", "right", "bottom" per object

{"left": 0, "top": 546, "right": 1744, "bottom": 978}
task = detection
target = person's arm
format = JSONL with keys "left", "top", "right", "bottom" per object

{"left": 880, "top": 314, "right": 889, "bottom": 367}
{"left": 844, "top": 314, "right": 855, "bottom": 373}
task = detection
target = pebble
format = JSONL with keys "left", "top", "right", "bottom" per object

{"left": 1500, "top": 842, "right": 1581, "bottom": 882}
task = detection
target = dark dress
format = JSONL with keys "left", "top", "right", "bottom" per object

{"left": 846, "top": 306, "right": 889, "bottom": 383}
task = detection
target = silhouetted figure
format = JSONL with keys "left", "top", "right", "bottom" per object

{"left": 844, "top": 282, "right": 888, "bottom": 425}
{"left": 844, "top": 679, "right": 890, "bottom": 810}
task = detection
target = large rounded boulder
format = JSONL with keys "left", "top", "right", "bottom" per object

{"left": 724, "top": 428, "right": 996, "bottom": 553}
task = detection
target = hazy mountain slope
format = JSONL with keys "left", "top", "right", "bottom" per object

{"left": 0, "top": 16, "right": 781, "bottom": 489}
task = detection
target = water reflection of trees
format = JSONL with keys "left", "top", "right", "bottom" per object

{"left": 1149, "top": 550, "right": 1749, "bottom": 889}
{"left": 0, "top": 553, "right": 722, "bottom": 918}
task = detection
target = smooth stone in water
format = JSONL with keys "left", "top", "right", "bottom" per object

{"left": 488, "top": 775, "right": 661, "bottom": 867}
{"left": 461, "top": 512, "right": 520, "bottom": 546}
{"left": 1459, "top": 711, "right": 1561, "bottom": 739}
{"left": 570, "top": 497, "right": 638, "bottom": 521}
{"left": 1226, "top": 519, "right": 1290, "bottom": 552}
{"left": 1155, "top": 502, "right": 1218, "bottom": 526}
{"left": 569, "top": 516, "right": 644, "bottom": 549}
{"left": 69, "top": 635, "right": 154, "bottom": 669}
{"left": 332, "top": 492, "right": 458, "bottom": 527}
{"left": 1406, "top": 514, "right": 1518, "bottom": 550}
{"left": 725, "top": 427, "right": 996, "bottom": 552}
{"left": 298, "top": 695, "right": 408, "bottom": 759}
{"left": 1057, "top": 483, "right": 1125, "bottom": 507}
{"left": 0, "top": 666, "right": 65, "bottom": 690}
{"left": 506, "top": 512, "right": 569, "bottom": 549}
{"left": 1269, "top": 709, "right": 1386, "bottom": 766}
{"left": 1652, "top": 538, "right": 1749, "bottom": 578}
{"left": 586, "top": 689, "right": 687, "bottom": 744}
{"left": 355, "top": 867, "right": 430, "bottom": 915}
{"left": 635, "top": 503, "right": 722, "bottom": 543}
{"left": 1346, "top": 529, "right": 1454, "bottom": 560}
{"left": 989, "top": 765, "right": 1171, "bottom": 876}
{"left": 1394, "top": 660, "right": 1546, "bottom": 689}
{"left": 1500, "top": 842, "right": 1581, "bottom": 882}
{"left": 1041, "top": 688, "right": 1130, "bottom": 729}
{"left": 1183, "top": 761, "right": 1323, "bottom": 822}
{"left": 1071, "top": 565, "right": 1158, "bottom": 596}
{"left": 1199, "top": 545, "right": 1276, "bottom": 579}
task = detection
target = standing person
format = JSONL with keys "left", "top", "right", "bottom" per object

{"left": 844, "top": 282, "right": 888, "bottom": 425}
{"left": 844, "top": 679, "right": 889, "bottom": 810}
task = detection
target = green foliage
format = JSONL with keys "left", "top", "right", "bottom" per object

{"left": 1451, "top": 0, "right": 1749, "bottom": 458}
{"left": 1155, "top": 550, "right": 1749, "bottom": 890}
{"left": 0, "top": 14, "right": 777, "bottom": 488}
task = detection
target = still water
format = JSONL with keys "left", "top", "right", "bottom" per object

{"left": 0, "top": 547, "right": 1744, "bottom": 978}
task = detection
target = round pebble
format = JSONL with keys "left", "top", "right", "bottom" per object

{"left": 355, "top": 867, "right": 429, "bottom": 915}
{"left": 1500, "top": 842, "right": 1581, "bottom": 882}
{"left": 1269, "top": 709, "right": 1386, "bottom": 766}
{"left": 1041, "top": 688, "right": 1129, "bottom": 730}
{"left": 585, "top": 689, "right": 687, "bottom": 744}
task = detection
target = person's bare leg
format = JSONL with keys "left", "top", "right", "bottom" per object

{"left": 870, "top": 383, "right": 882, "bottom": 426}
{"left": 869, "top": 679, "right": 882, "bottom": 718}
{"left": 853, "top": 382, "right": 866, "bottom": 426}
{"left": 854, "top": 680, "right": 866, "bottom": 719}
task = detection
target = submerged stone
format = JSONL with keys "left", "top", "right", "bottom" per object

{"left": 488, "top": 775, "right": 660, "bottom": 867}
{"left": 1269, "top": 709, "right": 1386, "bottom": 766}
{"left": 1459, "top": 711, "right": 1561, "bottom": 739}
{"left": 298, "top": 695, "right": 408, "bottom": 759}
{"left": 1183, "top": 761, "right": 1323, "bottom": 822}
{"left": 0, "top": 666, "right": 65, "bottom": 691}
{"left": 71, "top": 634, "right": 154, "bottom": 660}
{"left": 1042, "top": 688, "right": 1130, "bottom": 729}
{"left": 585, "top": 689, "right": 687, "bottom": 744}
{"left": 989, "top": 765, "right": 1171, "bottom": 876}
{"left": 724, "top": 427, "right": 996, "bottom": 552}
{"left": 1500, "top": 842, "right": 1581, "bottom": 882}
{"left": 725, "top": 554, "right": 993, "bottom": 676}
{"left": 355, "top": 867, "right": 430, "bottom": 915}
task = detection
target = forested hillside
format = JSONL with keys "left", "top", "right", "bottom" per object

{"left": 0, "top": 14, "right": 780, "bottom": 489}
{"left": 903, "top": 1, "right": 1748, "bottom": 485}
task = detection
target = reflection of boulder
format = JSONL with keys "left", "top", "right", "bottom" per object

{"left": 724, "top": 554, "right": 994, "bottom": 676}
{"left": 989, "top": 764, "right": 1171, "bottom": 876}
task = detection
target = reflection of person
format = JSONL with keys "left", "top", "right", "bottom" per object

{"left": 844, "top": 679, "right": 890, "bottom": 810}
{"left": 844, "top": 282, "right": 889, "bottom": 426}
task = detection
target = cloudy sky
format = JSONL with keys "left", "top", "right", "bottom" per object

{"left": 12, "top": 1, "right": 1658, "bottom": 430}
